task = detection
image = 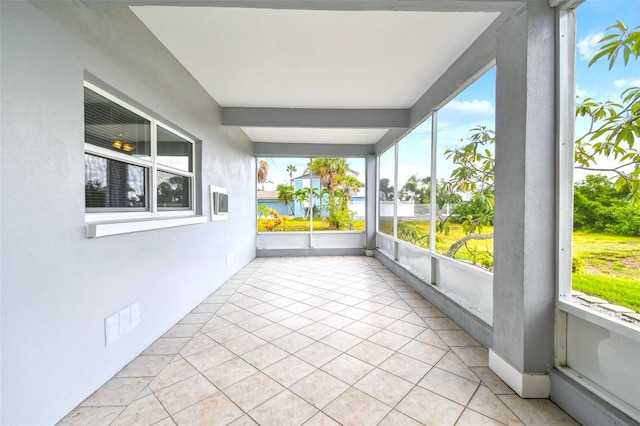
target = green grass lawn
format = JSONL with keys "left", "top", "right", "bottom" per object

{"left": 572, "top": 274, "right": 640, "bottom": 312}
{"left": 434, "top": 224, "right": 494, "bottom": 260}
{"left": 572, "top": 231, "right": 640, "bottom": 312}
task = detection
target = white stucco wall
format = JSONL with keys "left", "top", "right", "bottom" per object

{"left": 0, "top": 2, "right": 256, "bottom": 424}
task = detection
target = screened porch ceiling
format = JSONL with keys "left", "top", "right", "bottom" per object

{"left": 131, "top": 1, "right": 519, "bottom": 146}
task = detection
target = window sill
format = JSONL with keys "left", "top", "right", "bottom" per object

{"left": 87, "top": 216, "right": 207, "bottom": 238}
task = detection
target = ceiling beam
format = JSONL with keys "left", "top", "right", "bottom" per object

{"left": 253, "top": 142, "right": 375, "bottom": 157}
{"left": 222, "top": 108, "right": 410, "bottom": 129}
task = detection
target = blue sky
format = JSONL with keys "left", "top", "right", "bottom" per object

{"left": 574, "top": 0, "right": 639, "bottom": 183}
{"left": 393, "top": 68, "right": 496, "bottom": 189}
{"left": 576, "top": 0, "right": 640, "bottom": 101}
{"left": 572, "top": 0, "right": 639, "bottom": 181}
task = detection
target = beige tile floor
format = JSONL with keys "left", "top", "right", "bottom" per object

{"left": 59, "top": 256, "right": 579, "bottom": 426}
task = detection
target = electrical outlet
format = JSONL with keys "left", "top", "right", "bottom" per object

{"left": 226, "top": 253, "right": 234, "bottom": 267}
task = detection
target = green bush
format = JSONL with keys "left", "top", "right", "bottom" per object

{"left": 603, "top": 206, "right": 640, "bottom": 236}
{"left": 328, "top": 208, "right": 355, "bottom": 230}
{"left": 573, "top": 175, "right": 640, "bottom": 236}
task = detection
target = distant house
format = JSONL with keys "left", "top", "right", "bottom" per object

{"left": 257, "top": 173, "right": 365, "bottom": 218}
{"left": 256, "top": 190, "right": 289, "bottom": 216}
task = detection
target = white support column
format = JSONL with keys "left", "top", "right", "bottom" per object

{"left": 491, "top": 0, "right": 557, "bottom": 398}
{"left": 365, "top": 154, "right": 377, "bottom": 255}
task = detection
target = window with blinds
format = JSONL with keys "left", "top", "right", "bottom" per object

{"left": 84, "top": 83, "right": 195, "bottom": 216}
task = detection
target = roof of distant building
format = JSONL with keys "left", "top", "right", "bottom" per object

{"left": 257, "top": 190, "right": 279, "bottom": 199}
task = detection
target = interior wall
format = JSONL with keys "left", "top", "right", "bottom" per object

{"left": 0, "top": 2, "right": 256, "bottom": 424}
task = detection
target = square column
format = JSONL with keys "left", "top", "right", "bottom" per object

{"left": 365, "top": 154, "right": 377, "bottom": 255}
{"left": 491, "top": 1, "right": 557, "bottom": 398}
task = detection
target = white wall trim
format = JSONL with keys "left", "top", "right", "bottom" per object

{"left": 87, "top": 216, "right": 206, "bottom": 238}
{"left": 489, "top": 349, "right": 550, "bottom": 398}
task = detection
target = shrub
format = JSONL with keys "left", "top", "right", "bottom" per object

{"left": 262, "top": 209, "right": 288, "bottom": 231}
{"left": 328, "top": 208, "right": 355, "bottom": 230}
{"left": 573, "top": 175, "right": 640, "bottom": 236}
{"left": 603, "top": 206, "right": 640, "bottom": 236}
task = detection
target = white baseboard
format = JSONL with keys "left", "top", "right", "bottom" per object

{"left": 489, "top": 349, "right": 550, "bottom": 398}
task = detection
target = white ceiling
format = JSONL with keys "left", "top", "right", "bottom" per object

{"left": 131, "top": 6, "right": 499, "bottom": 145}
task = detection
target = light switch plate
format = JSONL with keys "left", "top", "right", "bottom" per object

{"left": 119, "top": 307, "right": 131, "bottom": 335}
{"left": 105, "top": 313, "right": 119, "bottom": 346}
{"left": 130, "top": 301, "right": 141, "bottom": 327}
{"left": 105, "top": 301, "right": 141, "bottom": 346}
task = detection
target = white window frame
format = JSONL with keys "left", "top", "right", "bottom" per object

{"left": 84, "top": 82, "right": 203, "bottom": 236}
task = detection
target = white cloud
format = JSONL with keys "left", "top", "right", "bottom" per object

{"left": 575, "top": 85, "right": 587, "bottom": 98}
{"left": 446, "top": 99, "right": 493, "bottom": 114}
{"left": 614, "top": 78, "right": 640, "bottom": 88}
{"left": 613, "top": 78, "right": 625, "bottom": 87}
{"left": 577, "top": 32, "right": 603, "bottom": 61}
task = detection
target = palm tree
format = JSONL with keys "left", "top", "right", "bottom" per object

{"left": 277, "top": 184, "right": 295, "bottom": 215}
{"left": 401, "top": 175, "right": 419, "bottom": 201}
{"left": 310, "top": 158, "right": 349, "bottom": 217}
{"left": 286, "top": 164, "right": 297, "bottom": 183}
{"left": 295, "top": 188, "right": 310, "bottom": 219}
{"left": 257, "top": 159, "right": 269, "bottom": 190}
{"left": 379, "top": 178, "right": 394, "bottom": 201}
{"left": 336, "top": 174, "right": 363, "bottom": 211}
{"left": 417, "top": 177, "right": 431, "bottom": 204}
{"left": 401, "top": 175, "right": 431, "bottom": 203}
